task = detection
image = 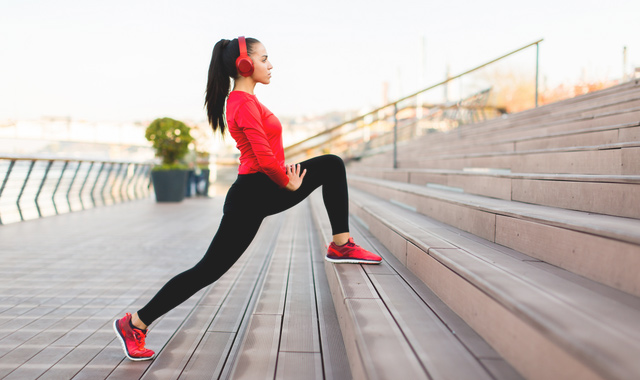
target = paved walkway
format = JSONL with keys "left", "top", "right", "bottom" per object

{"left": 0, "top": 196, "right": 350, "bottom": 379}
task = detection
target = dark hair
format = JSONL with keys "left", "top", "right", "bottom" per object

{"left": 204, "top": 37, "right": 260, "bottom": 135}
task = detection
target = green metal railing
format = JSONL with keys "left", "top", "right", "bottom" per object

{"left": 284, "top": 39, "right": 543, "bottom": 167}
{"left": 0, "top": 156, "right": 153, "bottom": 225}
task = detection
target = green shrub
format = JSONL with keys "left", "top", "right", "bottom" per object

{"left": 145, "top": 117, "right": 194, "bottom": 170}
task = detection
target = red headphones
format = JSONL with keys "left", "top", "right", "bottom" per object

{"left": 235, "top": 36, "right": 254, "bottom": 77}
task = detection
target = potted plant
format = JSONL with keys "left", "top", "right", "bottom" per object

{"left": 145, "top": 117, "right": 194, "bottom": 202}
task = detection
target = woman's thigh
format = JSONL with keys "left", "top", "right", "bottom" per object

{"left": 263, "top": 154, "right": 345, "bottom": 216}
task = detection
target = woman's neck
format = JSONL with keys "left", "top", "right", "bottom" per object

{"left": 233, "top": 77, "right": 256, "bottom": 94}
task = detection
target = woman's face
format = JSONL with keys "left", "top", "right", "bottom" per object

{"left": 249, "top": 43, "right": 273, "bottom": 84}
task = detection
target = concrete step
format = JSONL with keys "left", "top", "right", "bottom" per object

{"left": 514, "top": 121, "right": 640, "bottom": 151}
{"left": 451, "top": 81, "right": 640, "bottom": 136}
{"left": 347, "top": 186, "right": 640, "bottom": 380}
{"left": 347, "top": 174, "right": 640, "bottom": 297}
{"left": 354, "top": 126, "right": 640, "bottom": 176}
{"left": 348, "top": 167, "right": 640, "bottom": 219}
{"left": 308, "top": 192, "right": 522, "bottom": 380}
{"left": 462, "top": 91, "right": 640, "bottom": 138}
{"left": 399, "top": 143, "right": 640, "bottom": 175}
{"left": 401, "top": 108, "right": 640, "bottom": 158}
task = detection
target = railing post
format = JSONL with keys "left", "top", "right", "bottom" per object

{"left": 17, "top": 160, "right": 36, "bottom": 221}
{"left": 142, "top": 165, "right": 153, "bottom": 197}
{"left": 78, "top": 161, "right": 94, "bottom": 210}
{"left": 100, "top": 163, "right": 114, "bottom": 205}
{"left": 110, "top": 163, "right": 123, "bottom": 204}
{"left": 35, "top": 160, "right": 53, "bottom": 218}
{"left": 119, "top": 163, "right": 131, "bottom": 202}
{"left": 535, "top": 42, "right": 540, "bottom": 107}
{"left": 147, "top": 165, "right": 153, "bottom": 196}
{"left": 393, "top": 103, "right": 398, "bottom": 169}
{"left": 0, "top": 160, "right": 16, "bottom": 225}
{"left": 66, "top": 161, "right": 82, "bottom": 212}
{"left": 52, "top": 161, "right": 69, "bottom": 215}
{"left": 124, "top": 164, "right": 137, "bottom": 201}
{"left": 131, "top": 164, "right": 143, "bottom": 199}
{"left": 90, "top": 162, "right": 105, "bottom": 207}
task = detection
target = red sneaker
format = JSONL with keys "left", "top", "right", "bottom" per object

{"left": 326, "top": 238, "right": 382, "bottom": 264}
{"left": 113, "top": 313, "right": 155, "bottom": 361}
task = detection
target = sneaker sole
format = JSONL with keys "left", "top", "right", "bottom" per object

{"left": 325, "top": 256, "right": 381, "bottom": 264}
{"left": 113, "top": 319, "right": 155, "bottom": 361}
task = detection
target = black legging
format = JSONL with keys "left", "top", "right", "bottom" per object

{"left": 137, "top": 154, "right": 348, "bottom": 325}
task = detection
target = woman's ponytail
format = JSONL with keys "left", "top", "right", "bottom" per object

{"left": 205, "top": 39, "right": 232, "bottom": 135}
{"left": 204, "top": 37, "right": 260, "bottom": 135}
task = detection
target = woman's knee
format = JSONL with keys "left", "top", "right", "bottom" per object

{"left": 323, "top": 154, "right": 345, "bottom": 171}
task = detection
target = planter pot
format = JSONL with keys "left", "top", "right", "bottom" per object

{"left": 151, "top": 169, "right": 188, "bottom": 202}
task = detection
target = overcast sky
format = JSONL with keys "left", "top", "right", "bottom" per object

{"left": 1, "top": 0, "right": 638, "bottom": 122}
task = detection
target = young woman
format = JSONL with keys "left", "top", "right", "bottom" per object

{"left": 113, "top": 36, "right": 382, "bottom": 361}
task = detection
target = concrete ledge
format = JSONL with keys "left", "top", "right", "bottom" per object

{"left": 348, "top": 175, "right": 640, "bottom": 297}
{"left": 348, "top": 167, "right": 640, "bottom": 218}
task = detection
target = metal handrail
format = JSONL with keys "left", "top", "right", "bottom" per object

{"left": 284, "top": 39, "right": 543, "bottom": 165}
{"left": 0, "top": 155, "right": 153, "bottom": 225}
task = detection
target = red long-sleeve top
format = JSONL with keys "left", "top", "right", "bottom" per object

{"left": 226, "top": 91, "right": 289, "bottom": 188}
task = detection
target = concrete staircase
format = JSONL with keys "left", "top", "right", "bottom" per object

{"left": 313, "top": 80, "right": 640, "bottom": 380}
